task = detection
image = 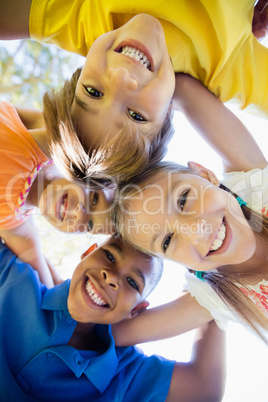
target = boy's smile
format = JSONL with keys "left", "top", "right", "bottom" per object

{"left": 68, "top": 237, "right": 158, "bottom": 324}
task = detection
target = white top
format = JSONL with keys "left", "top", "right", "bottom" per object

{"left": 185, "top": 166, "right": 268, "bottom": 329}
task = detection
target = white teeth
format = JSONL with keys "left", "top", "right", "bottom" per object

{"left": 85, "top": 279, "right": 108, "bottom": 307}
{"left": 120, "top": 46, "right": 151, "bottom": 70}
{"left": 210, "top": 222, "right": 226, "bottom": 252}
{"left": 211, "top": 238, "right": 223, "bottom": 251}
{"left": 59, "top": 204, "right": 65, "bottom": 220}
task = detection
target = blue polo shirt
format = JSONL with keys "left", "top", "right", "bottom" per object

{"left": 0, "top": 243, "right": 174, "bottom": 401}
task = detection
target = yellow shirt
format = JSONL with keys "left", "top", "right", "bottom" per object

{"left": 30, "top": 0, "right": 268, "bottom": 115}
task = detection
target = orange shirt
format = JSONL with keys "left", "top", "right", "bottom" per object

{"left": 0, "top": 101, "right": 48, "bottom": 229}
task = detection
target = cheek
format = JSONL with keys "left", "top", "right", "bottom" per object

{"left": 145, "top": 90, "right": 172, "bottom": 122}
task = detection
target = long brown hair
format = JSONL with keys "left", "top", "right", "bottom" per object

{"left": 43, "top": 68, "right": 174, "bottom": 188}
{"left": 198, "top": 184, "right": 268, "bottom": 344}
{"left": 113, "top": 161, "right": 268, "bottom": 344}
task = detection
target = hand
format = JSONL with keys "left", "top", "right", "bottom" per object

{"left": 253, "top": 0, "right": 268, "bottom": 40}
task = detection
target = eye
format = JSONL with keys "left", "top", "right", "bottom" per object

{"left": 162, "top": 233, "right": 174, "bottom": 253}
{"left": 127, "top": 277, "right": 139, "bottom": 291}
{"left": 103, "top": 249, "right": 115, "bottom": 263}
{"left": 178, "top": 189, "right": 190, "bottom": 211}
{"left": 92, "top": 191, "right": 99, "bottom": 206}
{"left": 87, "top": 219, "right": 93, "bottom": 233}
{"left": 83, "top": 85, "right": 104, "bottom": 98}
{"left": 128, "top": 109, "right": 146, "bottom": 122}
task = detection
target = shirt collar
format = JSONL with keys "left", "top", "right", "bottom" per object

{"left": 41, "top": 279, "right": 70, "bottom": 311}
{"left": 83, "top": 324, "right": 118, "bottom": 393}
{"left": 41, "top": 282, "right": 119, "bottom": 393}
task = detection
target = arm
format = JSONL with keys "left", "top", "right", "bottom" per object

{"left": 15, "top": 106, "right": 44, "bottom": 130}
{"left": 0, "top": 217, "right": 54, "bottom": 288}
{"left": 253, "top": 0, "right": 268, "bottom": 40}
{"left": 112, "top": 292, "right": 212, "bottom": 346}
{"left": 0, "top": 0, "right": 32, "bottom": 39}
{"left": 166, "top": 321, "right": 226, "bottom": 402}
{"left": 173, "top": 73, "right": 267, "bottom": 173}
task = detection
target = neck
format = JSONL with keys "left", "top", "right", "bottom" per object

{"left": 68, "top": 322, "right": 106, "bottom": 351}
{"left": 29, "top": 127, "right": 51, "bottom": 158}
{"left": 17, "top": 107, "right": 51, "bottom": 158}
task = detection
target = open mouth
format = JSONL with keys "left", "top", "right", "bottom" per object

{"left": 206, "top": 219, "right": 226, "bottom": 255}
{"left": 56, "top": 193, "right": 68, "bottom": 222}
{"left": 115, "top": 41, "right": 153, "bottom": 71}
{"left": 85, "top": 277, "right": 109, "bottom": 308}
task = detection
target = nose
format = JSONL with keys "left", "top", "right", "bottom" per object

{"left": 108, "top": 67, "right": 138, "bottom": 92}
{"left": 69, "top": 203, "right": 89, "bottom": 232}
{"left": 101, "top": 269, "right": 119, "bottom": 291}
{"left": 73, "top": 203, "right": 86, "bottom": 221}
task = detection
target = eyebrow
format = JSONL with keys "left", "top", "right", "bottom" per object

{"left": 74, "top": 94, "right": 99, "bottom": 114}
{"left": 167, "top": 179, "right": 182, "bottom": 204}
{"left": 74, "top": 94, "right": 126, "bottom": 130}
{"left": 110, "top": 242, "right": 146, "bottom": 286}
{"left": 150, "top": 233, "right": 159, "bottom": 253}
{"left": 149, "top": 179, "right": 182, "bottom": 253}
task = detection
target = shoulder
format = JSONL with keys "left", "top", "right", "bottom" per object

{"left": 116, "top": 344, "right": 174, "bottom": 400}
{"left": 15, "top": 105, "right": 44, "bottom": 130}
{"left": 0, "top": 242, "right": 42, "bottom": 293}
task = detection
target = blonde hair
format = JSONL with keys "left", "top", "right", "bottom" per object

{"left": 43, "top": 68, "right": 174, "bottom": 188}
{"left": 113, "top": 161, "right": 268, "bottom": 344}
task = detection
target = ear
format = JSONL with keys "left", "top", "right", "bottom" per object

{"left": 80, "top": 243, "right": 98, "bottom": 260}
{"left": 125, "top": 300, "right": 150, "bottom": 319}
{"left": 187, "top": 161, "right": 220, "bottom": 186}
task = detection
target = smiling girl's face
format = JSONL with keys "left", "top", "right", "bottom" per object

{"left": 121, "top": 165, "right": 256, "bottom": 271}
{"left": 72, "top": 14, "right": 175, "bottom": 150}
{"left": 38, "top": 178, "right": 115, "bottom": 234}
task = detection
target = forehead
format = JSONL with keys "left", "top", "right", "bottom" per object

{"left": 132, "top": 171, "right": 208, "bottom": 202}
{"left": 107, "top": 237, "right": 153, "bottom": 264}
{"left": 78, "top": 237, "right": 155, "bottom": 278}
{"left": 101, "top": 238, "right": 157, "bottom": 294}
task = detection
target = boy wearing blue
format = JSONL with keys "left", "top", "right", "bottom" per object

{"left": 0, "top": 236, "right": 225, "bottom": 401}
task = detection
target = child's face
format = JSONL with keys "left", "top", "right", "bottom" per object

{"left": 122, "top": 166, "right": 256, "bottom": 271}
{"left": 72, "top": 14, "right": 175, "bottom": 150}
{"left": 68, "top": 237, "right": 156, "bottom": 324}
{"left": 38, "top": 178, "right": 114, "bottom": 234}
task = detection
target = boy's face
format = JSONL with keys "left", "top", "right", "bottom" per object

{"left": 72, "top": 14, "right": 175, "bottom": 150}
{"left": 68, "top": 237, "right": 157, "bottom": 324}
{"left": 38, "top": 178, "right": 115, "bottom": 234}
{"left": 121, "top": 165, "right": 256, "bottom": 272}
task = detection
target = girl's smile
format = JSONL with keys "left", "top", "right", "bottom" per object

{"left": 38, "top": 178, "right": 115, "bottom": 234}
{"left": 72, "top": 14, "right": 175, "bottom": 151}
{"left": 115, "top": 41, "right": 153, "bottom": 71}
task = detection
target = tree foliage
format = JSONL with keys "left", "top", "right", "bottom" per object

{"left": 0, "top": 39, "right": 83, "bottom": 109}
